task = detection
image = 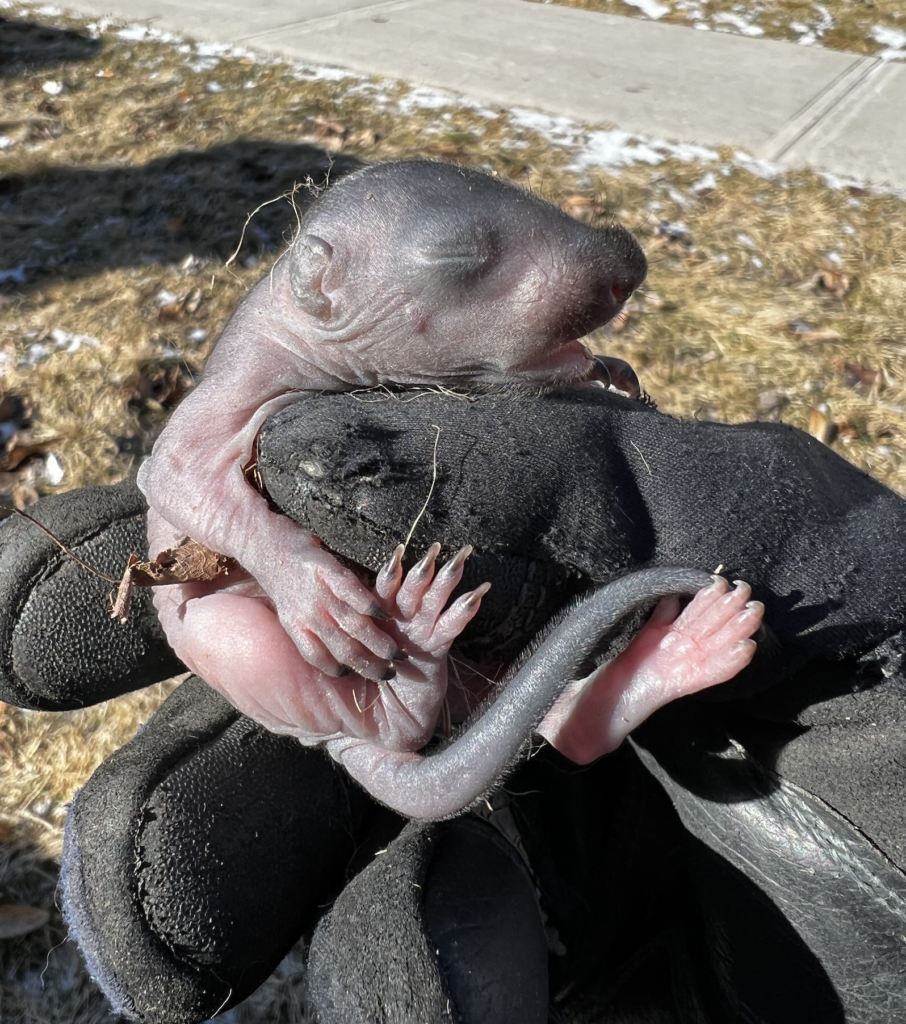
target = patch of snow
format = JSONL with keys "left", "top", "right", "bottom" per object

{"left": 735, "top": 233, "right": 756, "bottom": 249}
{"left": 571, "top": 130, "right": 664, "bottom": 169}
{"left": 155, "top": 289, "right": 178, "bottom": 306}
{"left": 86, "top": 18, "right": 115, "bottom": 38}
{"left": 624, "top": 0, "right": 670, "bottom": 19}
{"left": 294, "top": 65, "right": 356, "bottom": 82}
{"left": 36, "top": 4, "right": 63, "bottom": 14}
{"left": 196, "top": 41, "right": 231, "bottom": 57}
{"left": 42, "top": 80, "right": 64, "bottom": 95}
{"left": 712, "top": 253, "right": 730, "bottom": 264}
{"left": 732, "top": 152, "right": 780, "bottom": 179}
{"left": 396, "top": 85, "right": 497, "bottom": 119}
{"left": 186, "top": 328, "right": 208, "bottom": 343}
{"left": 713, "top": 12, "right": 764, "bottom": 36}
{"left": 21, "top": 343, "right": 51, "bottom": 367}
{"left": 49, "top": 328, "right": 100, "bottom": 353}
{"left": 117, "top": 25, "right": 149, "bottom": 41}
{"left": 812, "top": 4, "right": 834, "bottom": 36}
{"left": 751, "top": 256, "right": 763, "bottom": 268}
{"left": 826, "top": 250, "right": 842, "bottom": 264}
{"left": 691, "top": 171, "right": 717, "bottom": 191}
{"left": 206, "top": 81, "right": 223, "bottom": 93}
{"left": 694, "top": 22, "right": 711, "bottom": 30}
{"left": 872, "top": 24, "right": 906, "bottom": 48}
{"left": 871, "top": 24, "right": 906, "bottom": 58}
{"left": 0, "top": 136, "right": 13, "bottom": 150}
{"left": 820, "top": 171, "right": 862, "bottom": 191}
{"left": 509, "top": 108, "right": 582, "bottom": 146}
{"left": 568, "top": 128, "right": 718, "bottom": 172}
{"left": 44, "top": 454, "right": 64, "bottom": 486}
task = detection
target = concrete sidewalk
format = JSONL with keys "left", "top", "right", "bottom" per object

{"left": 64, "top": 0, "right": 906, "bottom": 190}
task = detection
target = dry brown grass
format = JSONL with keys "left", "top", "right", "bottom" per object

{"left": 1, "top": 2, "right": 905, "bottom": 1020}
{"left": 532, "top": 0, "right": 906, "bottom": 54}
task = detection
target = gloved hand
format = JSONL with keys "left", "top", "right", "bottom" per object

{"left": 3, "top": 385, "right": 906, "bottom": 1023}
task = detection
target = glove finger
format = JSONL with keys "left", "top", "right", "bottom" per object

{"left": 0, "top": 476, "right": 182, "bottom": 709}
{"left": 62, "top": 674, "right": 392, "bottom": 1024}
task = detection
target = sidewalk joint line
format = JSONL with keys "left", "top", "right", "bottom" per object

{"left": 238, "top": 0, "right": 438, "bottom": 43}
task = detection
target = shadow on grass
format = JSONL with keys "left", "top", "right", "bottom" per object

{"left": 0, "top": 140, "right": 363, "bottom": 291}
{"left": 0, "top": 17, "right": 101, "bottom": 79}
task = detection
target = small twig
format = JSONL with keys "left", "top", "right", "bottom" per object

{"left": 1, "top": 506, "right": 119, "bottom": 583}
{"left": 402, "top": 425, "right": 441, "bottom": 551}
{"left": 226, "top": 192, "right": 291, "bottom": 271}
{"left": 629, "top": 440, "right": 652, "bottom": 475}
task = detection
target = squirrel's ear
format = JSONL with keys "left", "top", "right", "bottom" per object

{"left": 289, "top": 234, "right": 333, "bottom": 320}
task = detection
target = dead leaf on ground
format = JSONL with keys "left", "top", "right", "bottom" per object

{"left": 833, "top": 357, "right": 879, "bottom": 391}
{"left": 425, "top": 140, "right": 471, "bottom": 161}
{"left": 785, "top": 321, "right": 844, "bottom": 343}
{"left": 125, "top": 362, "right": 193, "bottom": 410}
{"left": 561, "top": 195, "right": 606, "bottom": 223}
{"left": 346, "top": 128, "right": 378, "bottom": 149}
{"left": 310, "top": 114, "right": 347, "bottom": 137}
{"left": 809, "top": 407, "right": 838, "bottom": 445}
{"left": 0, "top": 435, "right": 57, "bottom": 471}
{"left": 158, "top": 287, "right": 203, "bottom": 322}
{"left": 0, "top": 905, "right": 50, "bottom": 939}
{"left": 800, "top": 268, "right": 854, "bottom": 299}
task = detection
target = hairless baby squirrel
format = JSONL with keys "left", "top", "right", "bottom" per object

{"left": 139, "top": 160, "right": 762, "bottom": 815}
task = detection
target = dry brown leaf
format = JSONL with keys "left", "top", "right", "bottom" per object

{"left": 0, "top": 434, "right": 57, "bottom": 471}
{"left": 425, "top": 141, "right": 471, "bottom": 161}
{"left": 785, "top": 321, "right": 844, "bottom": 343}
{"left": 801, "top": 268, "right": 854, "bottom": 299}
{"left": 346, "top": 128, "right": 378, "bottom": 149}
{"left": 310, "top": 114, "right": 347, "bottom": 137}
{"left": 110, "top": 540, "right": 236, "bottom": 623}
{"left": 834, "top": 358, "right": 879, "bottom": 390}
{"left": 0, "top": 392, "right": 32, "bottom": 423}
{"left": 808, "top": 407, "right": 838, "bottom": 445}
{"left": 158, "top": 287, "right": 203, "bottom": 322}
{"left": 0, "top": 904, "right": 50, "bottom": 939}
{"left": 561, "top": 194, "right": 606, "bottom": 223}
{"left": 125, "top": 363, "right": 192, "bottom": 409}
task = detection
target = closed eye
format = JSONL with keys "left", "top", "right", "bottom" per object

{"left": 415, "top": 220, "right": 501, "bottom": 284}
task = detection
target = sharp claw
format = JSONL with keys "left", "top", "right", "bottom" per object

{"left": 413, "top": 542, "right": 442, "bottom": 576}
{"left": 380, "top": 666, "right": 397, "bottom": 681}
{"left": 442, "top": 544, "right": 473, "bottom": 577}
{"left": 369, "top": 602, "right": 392, "bottom": 621}
{"left": 463, "top": 581, "right": 491, "bottom": 608}
{"left": 378, "top": 544, "right": 405, "bottom": 581}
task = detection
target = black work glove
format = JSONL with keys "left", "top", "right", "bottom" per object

{"left": 3, "top": 385, "right": 906, "bottom": 1022}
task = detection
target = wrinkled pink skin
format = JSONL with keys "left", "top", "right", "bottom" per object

{"left": 137, "top": 160, "right": 763, "bottom": 815}
{"left": 138, "top": 161, "right": 646, "bottom": 685}
{"left": 152, "top": 493, "right": 762, "bottom": 785}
